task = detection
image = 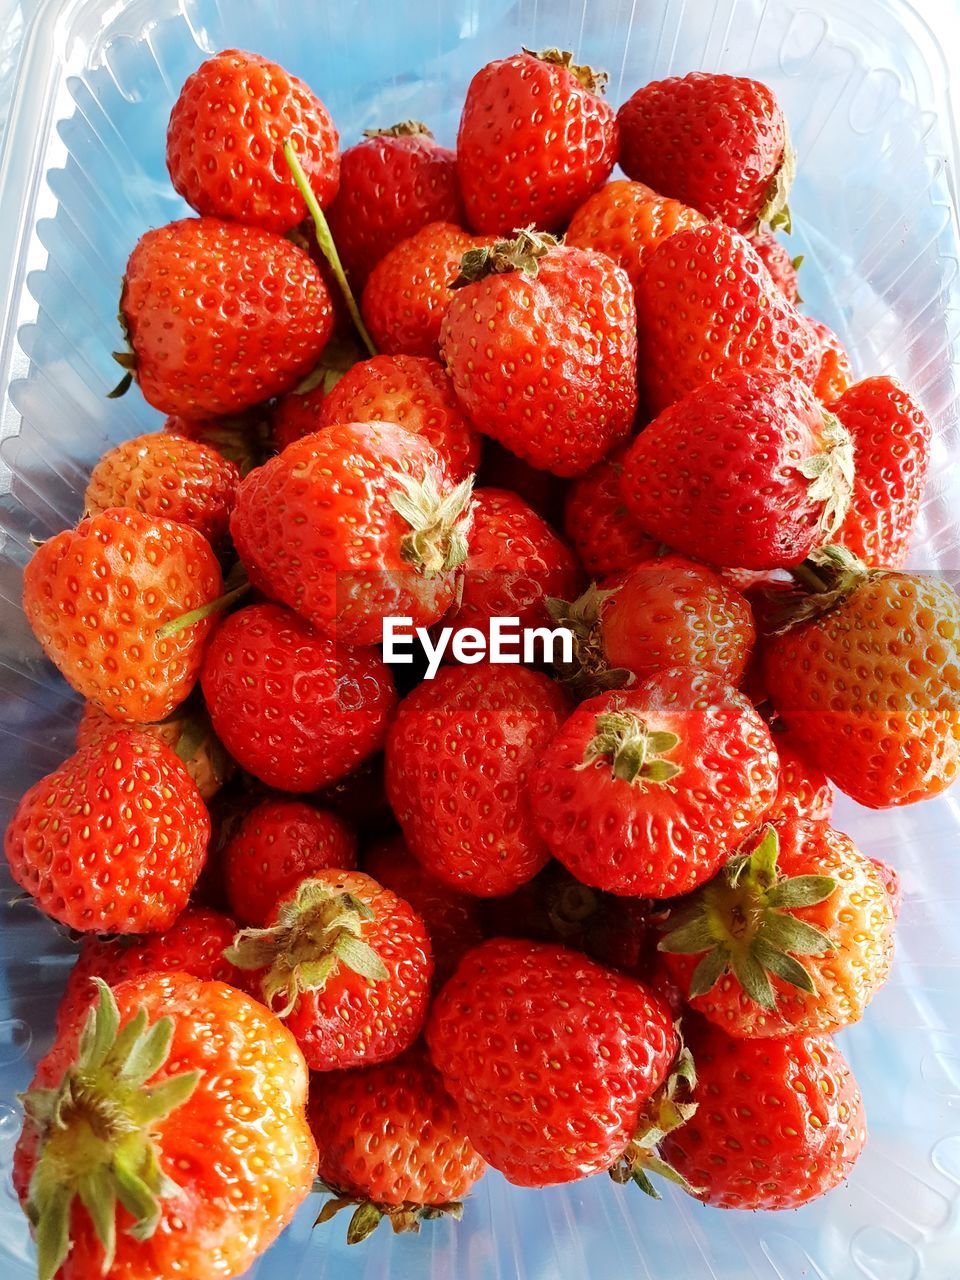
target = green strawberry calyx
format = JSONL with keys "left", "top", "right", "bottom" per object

{"left": 658, "top": 824, "right": 837, "bottom": 1009}
{"left": 579, "top": 705, "right": 681, "bottom": 787}
{"left": 546, "top": 584, "right": 634, "bottom": 696}
{"left": 390, "top": 469, "right": 474, "bottom": 576}
{"left": 314, "top": 1181, "right": 465, "bottom": 1244}
{"left": 226, "top": 878, "right": 388, "bottom": 1018}
{"left": 19, "top": 980, "right": 200, "bottom": 1280}
{"left": 523, "top": 46, "right": 609, "bottom": 95}
{"left": 451, "top": 228, "right": 559, "bottom": 288}
{"left": 800, "top": 409, "right": 855, "bottom": 542}
{"left": 363, "top": 120, "right": 433, "bottom": 139}
{"left": 757, "top": 118, "right": 796, "bottom": 235}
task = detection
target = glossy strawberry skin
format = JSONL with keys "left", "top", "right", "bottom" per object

{"left": 565, "top": 178, "right": 705, "bottom": 288}
{"left": 121, "top": 217, "right": 333, "bottom": 417}
{"left": 15, "top": 972, "right": 317, "bottom": 1280}
{"left": 426, "top": 938, "right": 677, "bottom": 1186}
{"left": 311, "top": 1045, "right": 485, "bottom": 1205}
{"left": 753, "top": 231, "right": 799, "bottom": 301}
{"left": 362, "top": 222, "right": 492, "bottom": 360}
{"left": 617, "top": 73, "right": 789, "bottom": 232}
{"left": 768, "top": 727, "right": 834, "bottom": 823}
{"left": 635, "top": 222, "right": 821, "bottom": 414}
{"left": 831, "top": 376, "right": 931, "bottom": 566}
{"left": 661, "top": 1019, "right": 866, "bottom": 1210}
{"left": 326, "top": 128, "right": 464, "bottom": 284}
{"left": 201, "top": 603, "right": 396, "bottom": 792}
{"left": 763, "top": 572, "right": 960, "bottom": 807}
{"left": 441, "top": 245, "right": 637, "bottom": 476}
{"left": 385, "top": 664, "right": 568, "bottom": 897}
{"left": 318, "top": 354, "right": 480, "bottom": 482}
{"left": 457, "top": 51, "right": 617, "bottom": 234}
{"left": 620, "top": 368, "right": 840, "bottom": 569}
{"left": 231, "top": 421, "right": 471, "bottom": 645}
{"left": 23, "top": 507, "right": 222, "bottom": 723}
{"left": 55, "top": 906, "right": 242, "bottom": 1033}
{"left": 809, "top": 319, "right": 854, "bottom": 402}
{"left": 563, "top": 446, "right": 659, "bottom": 577}
{"left": 530, "top": 668, "right": 779, "bottom": 898}
{"left": 84, "top": 431, "right": 240, "bottom": 544}
{"left": 223, "top": 798, "right": 357, "bottom": 926}
{"left": 5, "top": 730, "right": 209, "bottom": 934}
{"left": 166, "top": 49, "right": 339, "bottom": 232}
{"left": 870, "top": 856, "right": 903, "bottom": 918}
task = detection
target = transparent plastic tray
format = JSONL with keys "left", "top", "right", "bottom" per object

{"left": 0, "top": 1, "right": 959, "bottom": 1277}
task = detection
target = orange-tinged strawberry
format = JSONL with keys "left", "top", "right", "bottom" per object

{"left": 809, "top": 318, "right": 854, "bottom": 402}
{"left": 768, "top": 726, "right": 834, "bottom": 823}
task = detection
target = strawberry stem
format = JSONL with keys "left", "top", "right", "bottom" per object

{"left": 156, "top": 580, "right": 250, "bottom": 640}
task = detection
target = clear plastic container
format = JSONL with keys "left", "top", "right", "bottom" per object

{"left": 1, "top": 1, "right": 959, "bottom": 1276}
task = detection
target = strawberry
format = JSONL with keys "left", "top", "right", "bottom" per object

{"left": 457, "top": 48, "right": 617, "bottom": 234}
{"left": 660, "top": 1018, "right": 866, "bottom": 1210}
{"left": 311, "top": 1046, "right": 484, "bottom": 1241}
{"left": 363, "top": 837, "right": 485, "bottom": 986}
{"left": 752, "top": 230, "right": 800, "bottom": 301}
{"left": 326, "top": 122, "right": 464, "bottom": 285}
{"left": 271, "top": 375, "right": 332, "bottom": 452}
{"left": 620, "top": 369, "right": 855, "bottom": 569}
{"left": 223, "top": 798, "right": 357, "bottom": 926}
{"left": 23, "top": 507, "right": 222, "bottom": 722}
{"left": 163, "top": 409, "right": 270, "bottom": 475}
{"left": 562, "top": 446, "right": 659, "bottom": 576}
{"left": 426, "top": 938, "right": 677, "bottom": 1186}
{"left": 565, "top": 179, "right": 705, "bottom": 288}
{"left": 809, "top": 318, "right": 854, "bottom": 402}
{"left": 118, "top": 217, "right": 333, "bottom": 417}
{"left": 548, "top": 556, "right": 755, "bottom": 693}
{"left": 77, "top": 699, "right": 232, "bottom": 801}
{"left": 5, "top": 730, "right": 210, "bottom": 934}
{"left": 530, "top": 668, "right": 778, "bottom": 898}
{"left": 166, "top": 49, "right": 339, "bottom": 232}
{"left": 441, "top": 231, "right": 637, "bottom": 476}
{"left": 227, "top": 869, "right": 432, "bottom": 1071}
{"left": 634, "top": 222, "right": 821, "bottom": 413}
{"left": 660, "top": 819, "right": 895, "bottom": 1037}
{"left": 84, "top": 431, "right": 240, "bottom": 544}
{"left": 870, "top": 856, "right": 903, "bottom": 918}
{"left": 15, "top": 974, "right": 316, "bottom": 1280}
{"left": 231, "top": 421, "right": 474, "bottom": 644}
{"left": 200, "top": 603, "right": 396, "bottom": 792}
{"left": 830, "top": 375, "right": 931, "bottom": 566}
{"left": 55, "top": 906, "right": 241, "bottom": 1033}
{"left": 617, "top": 72, "right": 794, "bottom": 234}
{"left": 768, "top": 725, "right": 834, "bottom": 823}
{"left": 385, "top": 664, "right": 567, "bottom": 896}
{"left": 362, "top": 221, "right": 492, "bottom": 360}
{"left": 763, "top": 550, "right": 960, "bottom": 806}
{"left": 440, "top": 488, "right": 580, "bottom": 654}
{"left": 318, "top": 354, "right": 481, "bottom": 482}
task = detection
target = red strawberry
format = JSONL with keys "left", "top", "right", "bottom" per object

{"left": 166, "top": 49, "right": 339, "bottom": 232}
{"left": 318, "top": 354, "right": 481, "bottom": 482}
{"left": 809, "top": 318, "right": 854, "bottom": 402}
{"left": 5, "top": 730, "right": 209, "bottom": 933}
{"left": 227, "top": 869, "right": 432, "bottom": 1071}
{"left": 565, "top": 179, "right": 705, "bottom": 288}
{"left": 830, "top": 376, "right": 931, "bottom": 566}
{"left": 762, "top": 552, "right": 960, "bottom": 807}
{"left": 326, "top": 122, "right": 463, "bottom": 285}
{"left": 223, "top": 798, "right": 357, "bottom": 926}
{"left": 84, "top": 431, "right": 240, "bottom": 543}
{"left": 530, "top": 667, "right": 778, "bottom": 898}
{"left": 635, "top": 222, "right": 821, "bottom": 414}
{"left": 55, "top": 906, "right": 241, "bottom": 1033}
{"left": 362, "top": 221, "right": 492, "bottom": 360}
{"left": 201, "top": 603, "right": 396, "bottom": 792}
{"left": 441, "top": 231, "right": 637, "bottom": 476}
{"left": 617, "top": 73, "right": 793, "bottom": 234}
{"left": 363, "top": 837, "right": 485, "bottom": 986}
{"left": 549, "top": 556, "right": 755, "bottom": 692}
{"left": 768, "top": 726, "right": 834, "bottom": 823}
{"left": 271, "top": 375, "right": 333, "bottom": 452}
{"left": 752, "top": 230, "right": 800, "bottom": 301}
{"left": 660, "top": 819, "right": 895, "bottom": 1037}
{"left": 426, "top": 938, "right": 677, "bottom": 1186}
{"left": 620, "top": 369, "right": 855, "bottom": 569}
{"left": 870, "top": 856, "right": 903, "bottom": 918}
{"left": 661, "top": 1019, "right": 866, "bottom": 1210}
{"left": 457, "top": 48, "right": 617, "bottom": 234}
{"left": 563, "top": 446, "right": 659, "bottom": 576}
{"left": 311, "top": 1046, "right": 484, "bottom": 1241}
{"left": 231, "top": 421, "right": 474, "bottom": 645}
{"left": 119, "top": 217, "right": 333, "bottom": 417}
{"left": 15, "top": 974, "right": 316, "bottom": 1280}
{"left": 23, "top": 507, "right": 222, "bottom": 723}
{"left": 385, "top": 664, "right": 567, "bottom": 896}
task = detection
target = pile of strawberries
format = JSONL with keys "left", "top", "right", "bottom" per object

{"left": 6, "top": 43, "right": 960, "bottom": 1280}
